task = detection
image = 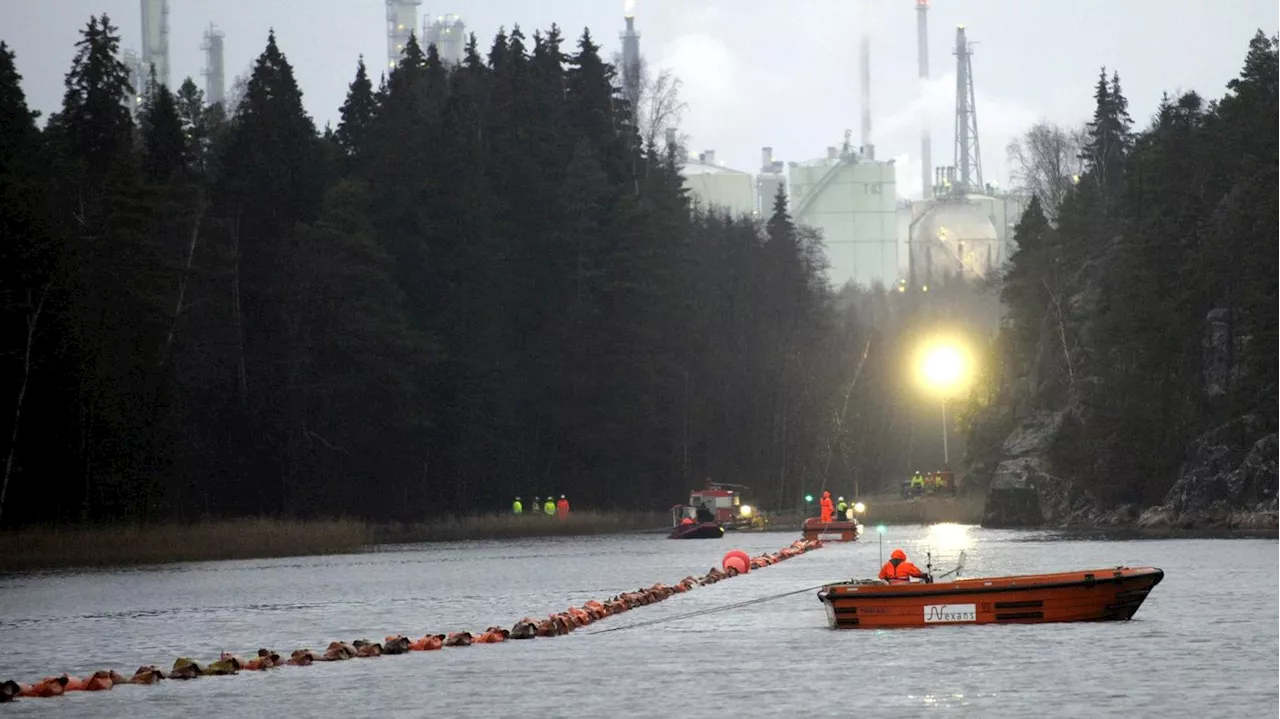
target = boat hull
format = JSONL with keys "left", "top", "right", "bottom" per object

{"left": 801, "top": 518, "right": 859, "bottom": 542}
{"left": 668, "top": 522, "right": 724, "bottom": 539}
{"left": 817, "top": 567, "right": 1163, "bottom": 628}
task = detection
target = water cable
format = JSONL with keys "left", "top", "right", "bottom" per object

{"left": 2, "top": 537, "right": 826, "bottom": 703}
{"left": 587, "top": 583, "right": 831, "bottom": 635}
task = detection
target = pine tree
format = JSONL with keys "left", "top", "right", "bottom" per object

{"left": 214, "top": 30, "right": 325, "bottom": 514}
{"left": 998, "top": 195, "right": 1052, "bottom": 366}
{"left": 172, "top": 77, "right": 223, "bottom": 176}
{"left": 46, "top": 15, "right": 136, "bottom": 190}
{"left": 139, "top": 67, "right": 184, "bottom": 181}
{"left": 335, "top": 56, "right": 376, "bottom": 164}
{"left": 0, "top": 42, "right": 52, "bottom": 526}
{"left": 1080, "top": 67, "right": 1132, "bottom": 213}
{"left": 565, "top": 29, "right": 630, "bottom": 185}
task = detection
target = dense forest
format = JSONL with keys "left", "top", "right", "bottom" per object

{"left": 0, "top": 16, "right": 868, "bottom": 526}
{"left": 963, "top": 32, "right": 1278, "bottom": 515}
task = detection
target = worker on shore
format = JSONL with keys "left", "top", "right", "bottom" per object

{"left": 513, "top": 497, "right": 523, "bottom": 515}
{"left": 533, "top": 496, "right": 541, "bottom": 514}
{"left": 556, "top": 495, "right": 570, "bottom": 520}
{"left": 910, "top": 472, "right": 925, "bottom": 497}
{"left": 836, "top": 496, "right": 848, "bottom": 517}
{"left": 543, "top": 497, "right": 556, "bottom": 516}
{"left": 941, "top": 467, "right": 956, "bottom": 495}
{"left": 819, "top": 491, "right": 834, "bottom": 523}
{"left": 879, "top": 548, "right": 925, "bottom": 584}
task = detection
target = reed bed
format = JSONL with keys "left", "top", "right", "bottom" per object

{"left": 0, "top": 518, "right": 375, "bottom": 572}
{"left": 0, "top": 511, "right": 670, "bottom": 572}
{"left": 377, "top": 510, "right": 669, "bottom": 543}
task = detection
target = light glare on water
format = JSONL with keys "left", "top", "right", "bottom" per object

{"left": 0, "top": 527, "right": 1275, "bottom": 718}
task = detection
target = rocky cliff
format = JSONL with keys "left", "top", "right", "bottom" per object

{"left": 1137, "top": 417, "right": 1277, "bottom": 531}
{"left": 977, "top": 294, "right": 1276, "bottom": 533}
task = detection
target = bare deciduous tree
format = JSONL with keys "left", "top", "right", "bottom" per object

{"left": 1006, "top": 122, "right": 1087, "bottom": 223}
{"left": 614, "top": 53, "right": 688, "bottom": 151}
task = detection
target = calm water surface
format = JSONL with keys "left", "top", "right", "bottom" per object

{"left": 0, "top": 526, "right": 1275, "bottom": 718}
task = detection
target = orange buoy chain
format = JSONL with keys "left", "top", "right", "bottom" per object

{"left": 0, "top": 538, "right": 823, "bottom": 703}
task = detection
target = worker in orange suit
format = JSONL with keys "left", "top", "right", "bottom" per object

{"left": 819, "top": 491, "right": 834, "bottom": 522}
{"left": 879, "top": 548, "right": 925, "bottom": 584}
{"left": 556, "top": 495, "right": 570, "bottom": 520}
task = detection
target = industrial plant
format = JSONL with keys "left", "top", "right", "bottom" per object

{"left": 107, "top": 1, "right": 1023, "bottom": 290}
{"left": 652, "top": 0, "right": 1028, "bottom": 290}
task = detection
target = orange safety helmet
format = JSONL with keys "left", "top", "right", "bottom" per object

{"left": 890, "top": 548, "right": 907, "bottom": 561}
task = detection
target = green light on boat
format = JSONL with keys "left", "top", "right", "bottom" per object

{"left": 804, "top": 494, "right": 813, "bottom": 503}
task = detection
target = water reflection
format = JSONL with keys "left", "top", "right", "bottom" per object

{"left": 0, "top": 530, "right": 1274, "bottom": 718}
{"left": 924, "top": 522, "right": 976, "bottom": 553}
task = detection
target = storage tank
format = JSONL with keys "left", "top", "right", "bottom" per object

{"left": 908, "top": 199, "right": 998, "bottom": 282}
{"left": 788, "top": 148, "right": 898, "bottom": 288}
{"left": 681, "top": 150, "right": 756, "bottom": 217}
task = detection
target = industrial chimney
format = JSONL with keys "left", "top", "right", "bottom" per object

{"left": 621, "top": 2, "right": 641, "bottom": 100}
{"left": 917, "top": 0, "right": 932, "bottom": 199}
{"left": 858, "top": 0, "right": 872, "bottom": 153}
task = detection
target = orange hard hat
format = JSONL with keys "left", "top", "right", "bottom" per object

{"left": 890, "top": 548, "right": 907, "bottom": 561}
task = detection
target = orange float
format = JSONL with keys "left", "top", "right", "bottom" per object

{"left": 1, "top": 538, "right": 825, "bottom": 702}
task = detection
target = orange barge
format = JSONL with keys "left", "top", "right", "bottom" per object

{"left": 817, "top": 566, "right": 1163, "bottom": 629}
{"left": 801, "top": 518, "right": 859, "bottom": 542}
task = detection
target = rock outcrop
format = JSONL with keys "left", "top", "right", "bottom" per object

{"left": 979, "top": 289, "right": 1277, "bottom": 532}
{"left": 1137, "top": 417, "right": 1278, "bottom": 531}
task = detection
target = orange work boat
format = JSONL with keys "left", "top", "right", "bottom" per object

{"left": 801, "top": 518, "right": 859, "bottom": 542}
{"left": 817, "top": 566, "right": 1164, "bottom": 629}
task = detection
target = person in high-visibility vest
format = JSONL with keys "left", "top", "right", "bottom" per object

{"left": 934, "top": 473, "right": 945, "bottom": 492}
{"left": 910, "top": 472, "right": 925, "bottom": 496}
{"left": 543, "top": 497, "right": 556, "bottom": 516}
{"left": 836, "top": 497, "right": 848, "bottom": 516}
{"left": 512, "top": 497, "right": 523, "bottom": 515}
{"left": 556, "top": 495, "right": 570, "bottom": 520}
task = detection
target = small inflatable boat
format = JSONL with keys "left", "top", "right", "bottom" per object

{"left": 668, "top": 521, "right": 724, "bottom": 539}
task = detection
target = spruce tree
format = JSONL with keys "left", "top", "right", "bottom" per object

{"left": 214, "top": 30, "right": 324, "bottom": 514}
{"left": 1080, "top": 67, "right": 1132, "bottom": 212}
{"left": 139, "top": 67, "right": 185, "bottom": 181}
{"left": 335, "top": 56, "right": 376, "bottom": 163}
{"left": 0, "top": 42, "right": 52, "bottom": 527}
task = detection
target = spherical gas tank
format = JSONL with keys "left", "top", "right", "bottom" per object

{"left": 910, "top": 199, "right": 1000, "bottom": 280}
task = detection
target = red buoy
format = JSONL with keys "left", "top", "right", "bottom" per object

{"left": 722, "top": 549, "right": 751, "bottom": 574}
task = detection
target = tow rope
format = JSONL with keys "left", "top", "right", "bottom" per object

{"left": 588, "top": 583, "right": 831, "bottom": 635}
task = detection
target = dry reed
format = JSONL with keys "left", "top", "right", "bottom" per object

{"left": 0, "top": 511, "right": 669, "bottom": 572}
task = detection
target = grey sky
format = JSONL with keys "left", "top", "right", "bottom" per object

{"left": 3, "top": 1, "right": 1275, "bottom": 198}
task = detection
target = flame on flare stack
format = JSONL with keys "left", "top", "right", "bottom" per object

{"left": 625, "top": 0, "right": 636, "bottom": 18}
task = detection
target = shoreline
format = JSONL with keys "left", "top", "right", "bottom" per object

{"left": 0, "top": 512, "right": 670, "bottom": 573}
{"left": 3, "top": 508, "right": 1271, "bottom": 573}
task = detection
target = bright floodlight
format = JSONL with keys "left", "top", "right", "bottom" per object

{"left": 853, "top": 502, "right": 866, "bottom": 514}
{"left": 916, "top": 339, "right": 971, "bottom": 396}
{"left": 740, "top": 505, "right": 753, "bottom": 517}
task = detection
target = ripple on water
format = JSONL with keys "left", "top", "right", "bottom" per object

{"left": 0, "top": 529, "right": 1275, "bottom": 718}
